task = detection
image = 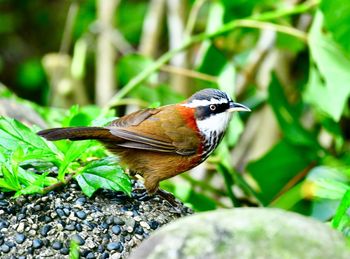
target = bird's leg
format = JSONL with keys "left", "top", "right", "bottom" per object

{"left": 156, "top": 189, "right": 179, "bottom": 208}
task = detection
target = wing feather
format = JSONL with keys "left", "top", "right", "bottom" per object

{"left": 102, "top": 105, "right": 199, "bottom": 156}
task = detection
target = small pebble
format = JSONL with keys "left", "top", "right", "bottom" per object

{"left": 56, "top": 208, "right": 65, "bottom": 218}
{"left": 63, "top": 208, "right": 70, "bottom": 216}
{"left": 97, "top": 244, "right": 104, "bottom": 253}
{"left": 149, "top": 220, "right": 159, "bottom": 230}
{"left": 113, "top": 217, "right": 125, "bottom": 225}
{"left": 17, "top": 222, "right": 25, "bottom": 233}
{"left": 71, "top": 233, "right": 85, "bottom": 245}
{"left": 65, "top": 224, "right": 76, "bottom": 231}
{"left": 86, "top": 252, "right": 96, "bottom": 259}
{"left": 28, "top": 229, "right": 36, "bottom": 237}
{"left": 15, "top": 233, "right": 26, "bottom": 244}
{"left": 32, "top": 239, "right": 44, "bottom": 249}
{"left": 52, "top": 241, "right": 62, "bottom": 250}
{"left": 75, "top": 223, "right": 83, "bottom": 232}
{"left": 75, "top": 210, "right": 87, "bottom": 220}
{"left": 40, "top": 224, "right": 52, "bottom": 237}
{"left": 5, "top": 240, "right": 15, "bottom": 248}
{"left": 17, "top": 213, "right": 26, "bottom": 221}
{"left": 135, "top": 226, "right": 144, "bottom": 235}
{"left": 75, "top": 197, "right": 86, "bottom": 205}
{"left": 60, "top": 247, "right": 69, "bottom": 255}
{"left": 112, "top": 225, "right": 121, "bottom": 235}
{"left": 0, "top": 244, "right": 10, "bottom": 253}
{"left": 0, "top": 200, "right": 9, "bottom": 207}
{"left": 106, "top": 242, "right": 121, "bottom": 251}
{"left": 101, "top": 252, "right": 110, "bottom": 259}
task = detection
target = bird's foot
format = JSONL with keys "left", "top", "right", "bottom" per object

{"left": 132, "top": 188, "right": 151, "bottom": 201}
{"left": 132, "top": 188, "right": 182, "bottom": 213}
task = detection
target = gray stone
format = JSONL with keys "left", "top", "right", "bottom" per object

{"left": 129, "top": 208, "right": 350, "bottom": 259}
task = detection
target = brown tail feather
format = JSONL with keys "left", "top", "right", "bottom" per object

{"left": 37, "top": 127, "right": 111, "bottom": 141}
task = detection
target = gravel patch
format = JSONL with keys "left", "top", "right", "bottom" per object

{"left": 0, "top": 181, "right": 192, "bottom": 258}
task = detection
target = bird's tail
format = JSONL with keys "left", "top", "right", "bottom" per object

{"left": 37, "top": 127, "right": 111, "bottom": 141}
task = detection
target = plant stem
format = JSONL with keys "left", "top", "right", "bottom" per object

{"left": 104, "top": 0, "right": 319, "bottom": 112}
{"left": 43, "top": 173, "right": 75, "bottom": 194}
{"left": 217, "top": 163, "right": 241, "bottom": 207}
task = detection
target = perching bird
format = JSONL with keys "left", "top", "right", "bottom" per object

{"left": 38, "top": 88, "right": 250, "bottom": 195}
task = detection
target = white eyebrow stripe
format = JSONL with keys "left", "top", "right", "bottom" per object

{"left": 181, "top": 98, "right": 229, "bottom": 108}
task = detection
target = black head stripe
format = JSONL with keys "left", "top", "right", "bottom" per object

{"left": 188, "top": 88, "right": 230, "bottom": 103}
{"left": 195, "top": 102, "right": 230, "bottom": 120}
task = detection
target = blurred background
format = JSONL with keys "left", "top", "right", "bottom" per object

{"left": 0, "top": 0, "right": 349, "bottom": 232}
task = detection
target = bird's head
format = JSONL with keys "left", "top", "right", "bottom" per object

{"left": 181, "top": 88, "right": 250, "bottom": 139}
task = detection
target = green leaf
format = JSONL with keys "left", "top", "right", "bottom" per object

{"left": 304, "top": 166, "right": 349, "bottom": 201}
{"left": 304, "top": 11, "right": 350, "bottom": 121}
{"left": 58, "top": 141, "right": 93, "bottom": 181}
{"left": 0, "top": 162, "right": 21, "bottom": 191}
{"left": 75, "top": 157, "right": 131, "bottom": 197}
{"left": 320, "top": 0, "right": 350, "bottom": 54}
{"left": 269, "top": 75, "right": 318, "bottom": 147}
{"left": 332, "top": 190, "right": 350, "bottom": 232}
{"left": 0, "top": 116, "right": 59, "bottom": 156}
{"left": 248, "top": 139, "right": 317, "bottom": 204}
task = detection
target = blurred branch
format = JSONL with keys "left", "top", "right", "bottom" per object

{"left": 236, "top": 30, "right": 276, "bottom": 96}
{"left": 166, "top": 0, "right": 189, "bottom": 94}
{"left": 90, "top": 22, "right": 134, "bottom": 55}
{"left": 235, "top": 19, "right": 308, "bottom": 42}
{"left": 105, "top": 0, "right": 319, "bottom": 111}
{"left": 139, "top": 0, "right": 166, "bottom": 57}
{"left": 60, "top": 1, "right": 79, "bottom": 53}
{"left": 160, "top": 65, "right": 217, "bottom": 82}
{"left": 184, "top": 0, "right": 206, "bottom": 38}
{"left": 95, "top": 0, "right": 120, "bottom": 106}
{"left": 42, "top": 53, "right": 89, "bottom": 107}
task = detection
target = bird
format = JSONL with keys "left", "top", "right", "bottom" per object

{"left": 38, "top": 88, "right": 250, "bottom": 195}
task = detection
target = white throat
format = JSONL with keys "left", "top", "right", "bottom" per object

{"left": 196, "top": 112, "right": 231, "bottom": 138}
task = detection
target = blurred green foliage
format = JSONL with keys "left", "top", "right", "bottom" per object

{"left": 0, "top": 0, "right": 350, "bottom": 239}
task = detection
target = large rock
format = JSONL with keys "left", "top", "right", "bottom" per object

{"left": 129, "top": 208, "right": 349, "bottom": 259}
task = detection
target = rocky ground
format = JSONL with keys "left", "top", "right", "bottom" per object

{"left": 0, "top": 181, "right": 192, "bottom": 258}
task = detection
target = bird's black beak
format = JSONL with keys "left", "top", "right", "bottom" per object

{"left": 228, "top": 101, "right": 251, "bottom": 112}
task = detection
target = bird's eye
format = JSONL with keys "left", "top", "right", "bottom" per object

{"left": 209, "top": 104, "right": 216, "bottom": 111}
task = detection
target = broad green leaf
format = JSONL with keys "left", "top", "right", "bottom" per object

{"left": 304, "top": 11, "right": 350, "bottom": 121}
{"left": 0, "top": 116, "right": 59, "bottom": 155}
{"left": 173, "top": 181, "right": 192, "bottom": 201}
{"left": 0, "top": 162, "right": 21, "bottom": 191}
{"left": 248, "top": 139, "right": 317, "bottom": 204}
{"left": 320, "top": 0, "right": 350, "bottom": 54}
{"left": 303, "top": 166, "right": 349, "bottom": 200}
{"left": 17, "top": 167, "right": 56, "bottom": 188}
{"left": 332, "top": 190, "right": 350, "bottom": 233}
{"left": 186, "top": 190, "right": 217, "bottom": 211}
{"left": 269, "top": 75, "right": 318, "bottom": 147}
{"left": 75, "top": 157, "right": 131, "bottom": 197}
{"left": 304, "top": 179, "right": 349, "bottom": 200}
{"left": 58, "top": 141, "right": 93, "bottom": 180}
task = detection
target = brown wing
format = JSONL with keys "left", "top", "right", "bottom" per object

{"left": 109, "top": 108, "right": 159, "bottom": 127}
{"left": 105, "top": 105, "right": 201, "bottom": 156}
